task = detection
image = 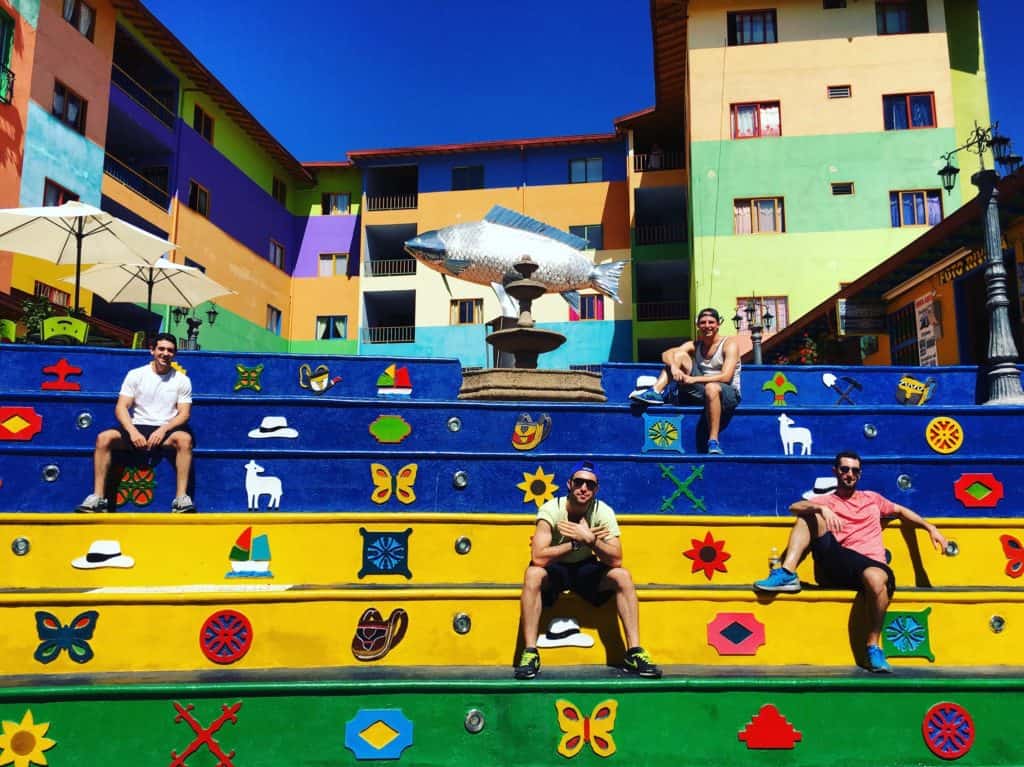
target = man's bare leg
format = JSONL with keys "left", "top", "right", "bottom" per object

{"left": 779, "top": 515, "right": 819, "bottom": 572}
{"left": 520, "top": 565, "right": 547, "bottom": 647}
{"left": 862, "top": 567, "right": 891, "bottom": 647}
{"left": 92, "top": 429, "right": 123, "bottom": 496}
{"left": 604, "top": 568, "right": 641, "bottom": 648}
{"left": 704, "top": 382, "right": 723, "bottom": 441}
{"left": 167, "top": 432, "right": 193, "bottom": 498}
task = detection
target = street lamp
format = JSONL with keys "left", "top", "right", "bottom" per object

{"left": 938, "top": 122, "right": 1024, "bottom": 404}
{"left": 171, "top": 303, "right": 219, "bottom": 350}
{"left": 732, "top": 296, "right": 774, "bottom": 365}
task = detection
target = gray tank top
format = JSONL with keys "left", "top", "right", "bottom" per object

{"left": 695, "top": 338, "right": 741, "bottom": 395}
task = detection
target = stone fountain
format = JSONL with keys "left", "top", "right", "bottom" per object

{"left": 458, "top": 257, "right": 606, "bottom": 401}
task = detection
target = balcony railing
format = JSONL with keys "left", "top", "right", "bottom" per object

{"left": 110, "top": 64, "right": 176, "bottom": 128}
{"left": 366, "top": 193, "right": 418, "bottom": 212}
{"left": 636, "top": 301, "right": 689, "bottom": 322}
{"left": 362, "top": 325, "right": 415, "bottom": 344}
{"left": 635, "top": 222, "right": 687, "bottom": 246}
{"left": 633, "top": 150, "right": 685, "bottom": 172}
{"left": 103, "top": 153, "right": 170, "bottom": 209}
{"left": 363, "top": 258, "right": 417, "bottom": 277}
{"left": 0, "top": 63, "right": 13, "bottom": 105}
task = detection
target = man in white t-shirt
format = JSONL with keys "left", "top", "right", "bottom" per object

{"left": 76, "top": 333, "right": 195, "bottom": 513}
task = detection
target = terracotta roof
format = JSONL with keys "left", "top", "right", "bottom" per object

{"left": 112, "top": 0, "right": 312, "bottom": 184}
{"left": 613, "top": 106, "right": 657, "bottom": 128}
{"left": 347, "top": 132, "right": 623, "bottom": 161}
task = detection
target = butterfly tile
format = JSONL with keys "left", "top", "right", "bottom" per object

{"left": 33, "top": 610, "right": 99, "bottom": 664}
{"left": 555, "top": 699, "right": 617, "bottom": 758}
{"left": 370, "top": 463, "right": 417, "bottom": 505}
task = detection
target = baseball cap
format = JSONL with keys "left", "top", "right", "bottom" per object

{"left": 568, "top": 460, "right": 600, "bottom": 483}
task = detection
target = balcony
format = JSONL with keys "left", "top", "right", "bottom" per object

{"left": 635, "top": 222, "right": 687, "bottom": 246}
{"left": 363, "top": 258, "right": 417, "bottom": 278}
{"left": 636, "top": 300, "right": 689, "bottom": 322}
{"left": 103, "top": 154, "right": 170, "bottom": 209}
{"left": 110, "top": 65, "right": 176, "bottom": 128}
{"left": 362, "top": 325, "right": 415, "bottom": 344}
{"left": 633, "top": 150, "right": 685, "bottom": 172}
{"left": 0, "top": 63, "right": 13, "bottom": 105}
{"left": 367, "top": 193, "right": 418, "bottom": 212}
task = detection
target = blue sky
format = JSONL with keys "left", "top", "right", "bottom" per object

{"left": 144, "top": 0, "right": 1021, "bottom": 164}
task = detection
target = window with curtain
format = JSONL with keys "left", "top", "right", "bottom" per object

{"left": 876, "top": 0, "right": 927, "bottom": 34}
{"left": 268, "top": 239, "right": 285, "bottom": 269}
{"left": 568, "top": 224, "right": 604, "bottom": 249}
{"left": 734, "top": 197, "right": 784, "bottom": 234}
{"left": 569, "top": 294, "right": 605, "bottom": 321}
{"left": 43, "top": 179, "right": 78, "bottom": 206}
{"left": 731, "top": 102, "right": 781, "bottom": 139}
{"left": 449, "top": 298, "right": 483, "bottom": 325}
{"left": 734, "top": 296, "right": 789, "bottom": 332}
{"left": 321, "top": 192, "right": 350, "bottom": 215}
{"left": 192, "top": 105, "right": 214, "bottom": 142}
{"left": 53, "top": 81, "right": 87, "bottom": 133}
{"left": 62, "top": 0, "right": 95, "bottom": 41}
{"left": 316, "top": 315, "right": 347, "bottom": 340}
{"left": 727, "top": 10, "right": 777, "bottom": 45}
{"left": 889, "top": 190, "right": 942, "bottom": 227}
{"left": 883, "top": 93, "right": 935, "bottom": 130}
{"left": 318, "top": 253, "right": 349, "bottom": 277}
{"left": 187, "top": 180, "right": 209, "bottom": 217}
{"left": 266, "top": 305, "right": 282, "bottom": 335}
{"left": 569, "top": 158, "right": 603, "bottom": 183}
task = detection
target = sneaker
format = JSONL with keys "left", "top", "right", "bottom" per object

{"left": 630, "top": 388, "right": 665, "bottom": 405}
{"left": 707, "top": 439, "right": 724, "bottom": 455}
{"left": 171, "top": 494, "right": 197, "bottom": 513}
{"left": 514, "top": 648, "right": 540, "bottom": 680}
{"left": 75, "top": 494, "right": 109, "bottom": 513}
{"left": 622, "top": 646, "right": 662, "bottom": 678}
{"left": 753, "top": 567, "right": 801, "bottom": 593}
{"left": 865, "top": 644, "right": 892, "bottom": 673}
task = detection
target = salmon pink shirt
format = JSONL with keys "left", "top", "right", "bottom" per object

{"left": 813, "top": 490, "right": 896, "bottom": 564}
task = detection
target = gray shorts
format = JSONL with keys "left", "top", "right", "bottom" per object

{"left": 673, "top": 382, "right": 741, "bottom": 412}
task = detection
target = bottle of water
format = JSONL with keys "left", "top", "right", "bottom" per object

{"left": 768, "top": 547, "right": 781, "bottom": 574}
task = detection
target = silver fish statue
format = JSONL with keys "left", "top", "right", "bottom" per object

{"left": 404, "top": 206, "right": 626, "bottom": 315}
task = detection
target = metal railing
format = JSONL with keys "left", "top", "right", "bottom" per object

{"left": 366, "top": 193, "right": 418, "bottom": 212}
{"left": 363, "top": 258, "right": 417, "bottom": 277}
{"left": 103, "top": 153, "right": 170, "bottom": 209}
{"left": 633, "top": 151, "right": 685, "bottom": 172}
{"left": 0, "top": 63, "right": 13, "bottom": 105}
{"left": 110, "top": 64, "right": 176, "bottom": 127}
{"left": 635, "top": 222, "right": 687, "bottom": 245}
{"left": 361, "top": 325, "right": 415, "bottom": 344}
{"left": 636, "top": 301, "right": 689, "bottom": 322}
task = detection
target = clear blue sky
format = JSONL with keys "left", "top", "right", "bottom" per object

{"left": 143, "top": 0, "right": 1021, "bottom": 164}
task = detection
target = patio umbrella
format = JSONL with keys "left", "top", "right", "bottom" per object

{"left": 63, "top": 258, "right": 235, "bottom": 315}
{"left": 0, "top": 201, "right": 176, "bottom": 310}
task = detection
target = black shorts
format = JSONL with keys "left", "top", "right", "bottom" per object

{"left": 670, "top": 381, "right": 741, "bottom": 412}
{"left": 811, "top": 532, "right": 895, "bottom": 597}
{"left": 541, "top": 558, "right": 613, "bottom": 608}
{"left": 115, "top": 423, "right": 194, "bottom": 451}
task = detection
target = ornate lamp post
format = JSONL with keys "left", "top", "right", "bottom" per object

{"left": 171, "top": 304, "right": 219, "bottom": 350}
{"left": 938, "top": 123, "right": 1024, "bottom": 404}
{"left": 732, "top": 296, "right": 774, "bottom": 365}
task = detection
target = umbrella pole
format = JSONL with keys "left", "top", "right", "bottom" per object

{"left": 146, "top": 268, "right": 154, "bottom": 314}
{"left": 73, "top": 219, "right": 83, "bottom": 312}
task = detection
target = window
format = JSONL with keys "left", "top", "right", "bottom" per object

{"left": 831, "top": 182, "right": 855, "bottom": 195}
{"left": 316, "top": 315, "right": 347, "bottom": 340}
{"left": 450, "top": 298, "right": 483, "bottom": 325}
{"left": 452, "top": 165, "right": 484, "bottom": 191}
{"left": 187, "top": 180, "right": 209, "bottom": 217}
{"left": 34, "top": 280, "right": 71, "bottom": 307}
{"left": 731, "top": 102, "right": 781, "bottom": 139}
{"left": 266, "top": 305, "right": 282, "bottom": 336}
{"left": 887, "top": 301, "right": 919, "bottom": 365}
{"left": 184, "top": 258, "right": 206, "bottom": 272}
{"left": 727, "top": 10, "right": 777, "bottom": 45}
{"left": 43, "top": 179, "right": 78, "bottom": 206}
{"left": 734, "top": 197, "right": 784, "bottom": 234}
{"left": 735, "top": 295, "right": 789, "bottom": 332}
{"left": 272, "top": 176, "right": 287, "bottom": 206}
{"left": 890, "top": 190, "right": 942, "bottom": 227}
{"left": 569, "top": 158, "right": 603, "bottom": 184}
{"left": 192, "top": 104, "right": 214, "bottom": 142}
{"left": 827, "top": 85, "right": 852, "bottom": 99}
{"left": 876, "top": 0, "right": 927, "bottom": 35}
{"left": 823, "top": 0, "right": 846, "bottom": 7}
{"left": 321, "top": 192, "right": 350, "bottom": 215}
{"left": 318, "top": 252, "right": 348, "bottom": 277}
{"left": 62, "top": 0, "right": 95, "bottom": 41}
{"left": 1, "top": 12, "right": 13, "bottom": 105}
{"left": 52, "top": 81, "right": 87, "bottom": 133}
{"left": 568, "top": 224, "right": 604, "bottom": 250}
{"left": 883, "top": 92, "right": 935, "bottom": 130}
{"left": 268, "top": 239, "right": 285, "bottom": 269}
{"left": 569, "top": 294, "right": 605, "bottom": 322}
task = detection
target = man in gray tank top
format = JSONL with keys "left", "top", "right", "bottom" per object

{"left": 629, "top": 308, "right": 741, "bottom": 454}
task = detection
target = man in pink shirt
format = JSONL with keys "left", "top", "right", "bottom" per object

{"left": 753, "top": 451, "right": 947, "bottom": 672}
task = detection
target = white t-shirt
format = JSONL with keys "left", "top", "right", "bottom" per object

{"left": 119, "top": 364, "right": 193, "bottom": 426}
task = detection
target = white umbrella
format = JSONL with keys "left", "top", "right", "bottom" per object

{"left": 0, "top": 201, "right": 176, "bottom": 310}
{"left": 63, "top": 258, "right": 235, "bottom": 314}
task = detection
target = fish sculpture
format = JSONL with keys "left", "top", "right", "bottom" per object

{"left": 404, "top": 206, "right": 627, "bottom": 316}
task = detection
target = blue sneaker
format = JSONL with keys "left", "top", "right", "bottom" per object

{"left": 753, "top": 568, "right": 801, "bottom": 593}
{"left": 630, "top": 388, "right": 665, "bottom": 405}
{"left": 707, "top": 439, "right": 724, "bottom": 455}
{"left": 865, "top": 644, "right": 892, "bottom": 673}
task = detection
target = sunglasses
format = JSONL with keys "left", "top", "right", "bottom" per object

{"left": 570, "top": 477, "right": 598, "bottom": 490}
{"left": 837, "top": 466, "right": 861, "bottom": 476}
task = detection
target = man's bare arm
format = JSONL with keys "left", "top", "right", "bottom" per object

{"left": 892, "top": 504, "right": 947, "bottom": 552}
{"left": 684, "top": 337, "right": 739, "bottom": 384}
{"left": 530, "top": 520, "right": 572, "bottom": 567}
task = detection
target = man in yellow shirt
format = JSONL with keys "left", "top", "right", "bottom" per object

{"left": 515, "top": 460, "right": 661, "bottom": 679}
